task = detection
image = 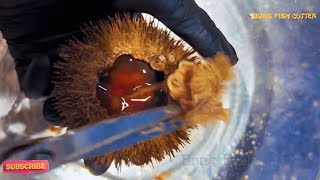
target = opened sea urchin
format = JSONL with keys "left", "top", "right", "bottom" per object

{"left": 52, "top": 14, "right": 233, "bottom": 170}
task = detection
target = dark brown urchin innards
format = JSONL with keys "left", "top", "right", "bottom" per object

{"left": 52, "top": 14, "right": 197, "bottom": 170}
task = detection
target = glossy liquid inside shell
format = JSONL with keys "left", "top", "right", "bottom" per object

{"left": 96, "top": 54, "right": 167, "bottom": 116}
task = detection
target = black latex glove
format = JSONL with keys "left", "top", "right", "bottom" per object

{"left": 0, "top": 0, "right": 238, "bottom": 175}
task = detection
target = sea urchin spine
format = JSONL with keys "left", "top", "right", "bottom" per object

{"left": 52, "top": 14, "right": 233, "bottom": 171}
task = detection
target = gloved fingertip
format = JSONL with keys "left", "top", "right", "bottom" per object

{"left": 84, "top": 159, "right": 110, "bottom": 176}
{"left": 43, "top": 97, "right": 64, "bottom": 126}
{"left": 220, "top": 38, "right": 239, "bottom": 66}
{"left": 21, "top": 55, "right": 52, "bottom": 99}
{"left": 229, "top": 53, "right": 239, "bottom": 66}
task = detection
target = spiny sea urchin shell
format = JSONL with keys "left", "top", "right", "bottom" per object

{"left": 52, "top": 14, "right": 196, "bottom": 169}
{"left": 52, "top": 14, "right": 233, "bottom": 170}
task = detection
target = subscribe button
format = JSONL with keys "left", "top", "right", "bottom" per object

{"left": 2, "top": 160, "right": 49, "bottom": 176}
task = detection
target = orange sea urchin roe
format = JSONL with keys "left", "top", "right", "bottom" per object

{"left": 96, "top": 54, "right": 167, "bottom": 116}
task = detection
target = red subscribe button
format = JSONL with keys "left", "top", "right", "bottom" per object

{"left": 2, "top": 160, "right": 49, "bottom": 176}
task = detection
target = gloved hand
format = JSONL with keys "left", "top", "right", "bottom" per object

{"left": 0, "top": 0, "right": 238, "bottom": 175}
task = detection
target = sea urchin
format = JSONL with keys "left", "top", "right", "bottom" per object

{"left": 52, "top": 14, "right": 233, "bottom": 171}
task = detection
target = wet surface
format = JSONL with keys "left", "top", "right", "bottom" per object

{"left": 96, "top": 54, "right": 167, "bottom": 116}
{"left": 230, "top": 1, "right": 320, "bottom": 180}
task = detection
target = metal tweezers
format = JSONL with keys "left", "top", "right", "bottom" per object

{"left": 0, "top": 105, "right": 184, "bottom": 170}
